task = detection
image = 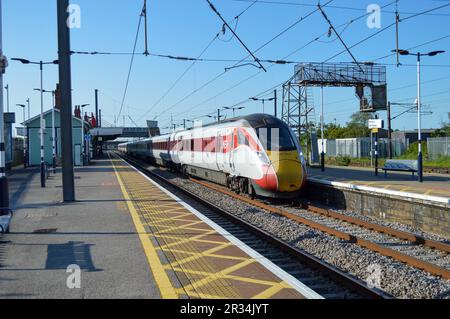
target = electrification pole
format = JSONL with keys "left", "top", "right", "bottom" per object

{"left": 52, "top": 90, "right": 56, "bottom": 172}
{"left": 320, "top": 87, "right": 325, "bottom": 172}
{"left": 387, "top": 102, "right": 392, "bottom": 159}
{"left": 0, "top": 0, "right": 12, "bottom": 229}
{"left": 57, "top": 0, "right": 75, "bottom": 202}
{"left": 416, "top": 53, "right": 423, "bottom": 183}
{"left": 274, "top": 90, "right": 277, "bottom": 117}
{"left": 4, "top": 83, "right": 8, "bottom": 112}
{"left": 95, "top": 89, "right": 99, "bottom": 127}
{"left": 39, "top": 61, "right": 46, "bottom": 187}
{"left": 26, "top": 98, "right": 30, "bottom": 119}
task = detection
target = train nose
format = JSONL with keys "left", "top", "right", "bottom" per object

{"left": 271, "top": 160, "right": 304, "bottom": 192}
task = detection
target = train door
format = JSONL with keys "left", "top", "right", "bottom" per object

{"left": 175, "top": 135, "right": 182, "bottom": 165}
{"left": 221, "top": 128, "right": 234, "bottom": 174}
{"left": 216, "top": 131, "right": 224, "bottom": 171}
{"left": 229, "top": 128, "right": 237, "bottom": 173}
{"left": 168, "top": 136, "right": 172, "bottom": 162}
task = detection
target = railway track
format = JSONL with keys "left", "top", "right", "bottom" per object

{"left": 117, "top": 152, "right": 390, "bottom": 299}
{"left": 187, "top": 172, "right": 450, "bottom": 281}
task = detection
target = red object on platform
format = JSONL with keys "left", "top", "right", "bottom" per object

{"left": 90, "top": 113, "right": 97, "bottom": 128}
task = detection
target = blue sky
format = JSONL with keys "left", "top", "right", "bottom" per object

{"left": 3, "top": 0, "right": 450, "bottom": 134}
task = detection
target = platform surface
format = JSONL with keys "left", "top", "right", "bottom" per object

{"left": 308, "top": 165, "right": 450, "bottom": 204}
{"left": 0, "top": 155, "right": 316, "bottom": 299}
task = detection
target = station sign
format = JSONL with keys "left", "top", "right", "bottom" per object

{"left": 368, "top": 119, "right": 384, "bottom": 129}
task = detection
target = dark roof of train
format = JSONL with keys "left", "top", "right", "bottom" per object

{"left": 120, "top": 114, "right": 288, "bottom": 145}
{"left": 204, "top": 113, "right": 287, "bottom": 129}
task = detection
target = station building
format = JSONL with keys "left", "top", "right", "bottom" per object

{"left": 21, "top": 109, "right": 90, "bottom": 166}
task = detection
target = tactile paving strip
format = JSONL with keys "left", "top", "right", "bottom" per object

{"left": 111, "top": 156, "right": 309, "bottom": 299}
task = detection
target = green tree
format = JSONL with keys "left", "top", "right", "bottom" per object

{"left": 318, "top": 112, "right": 375, "bottom": 140}
{"left": 432, "top": 112, "right": 450, "bottom": 137}
{"left": 343, "top": 112, "right": 374, "bottom": 138}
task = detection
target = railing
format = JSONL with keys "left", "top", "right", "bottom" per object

{"left": 320, "top": 138, "right": 409, "bottom": 158}
{"left": 427, "top": 137, "right": 450, "bottom": 160}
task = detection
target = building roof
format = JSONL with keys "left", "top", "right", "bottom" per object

{"left": 392, "top": 129, "right": 437, "bottom": 135}
{"left": 21, "top": 108, "right": 90, "bottom": 127}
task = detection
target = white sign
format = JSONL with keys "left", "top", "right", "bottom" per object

{"left": 368, "top": 119, "right": 384, "bottom": 129}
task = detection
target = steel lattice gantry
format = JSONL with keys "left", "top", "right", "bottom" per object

{"left": 282, "top": 62, "right": 387, "bottom": 165}
{"left": 282, "top": 62, "right": 387, "bottom": 135}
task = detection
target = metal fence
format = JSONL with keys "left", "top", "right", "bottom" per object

{"left": 427, "top": 137, "right": 450, "bottom": 160}
{"left": 320, "top": 138, "right": 409, "bottom": 158}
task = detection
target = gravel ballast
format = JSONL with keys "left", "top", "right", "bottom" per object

{"left": 146, "top": 165, "right": 450, "bottom": 299}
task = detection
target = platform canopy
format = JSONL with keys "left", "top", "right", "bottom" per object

{"left": 89, "top": 127, "right": 149, "bottom": 141}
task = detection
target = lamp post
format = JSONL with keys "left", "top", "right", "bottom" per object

{"left": 12, "top": 58, "right": 58, "bottom": 187}
{"left": 0, "top": 0, "right": 13, "bottom": 227}
{"left": 4, "top": 84, "right": 8, "bottom": 112}
{"left": 250, "top": 97, "right": 275, "bottom": 114}
{"left": 223, "top": 106, "right": 245, "bottom": 118}
{"left": 35, "top": 88, "right": 56, "bottom": 172}
{"left": 79, "top": 104, "right": 90, "bottom": 166}
{"left": 26, "top": 98, "right": 30, "bottom": 119}
{"left": 394, "top": 49, "right": 445, "bottom": 182}
{"left": 17, "top": 104, "right": 27, "bottom": 168}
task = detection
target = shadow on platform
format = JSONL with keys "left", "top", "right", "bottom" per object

{"left": 45, "top": 241, "right": 100, "bottom": 272}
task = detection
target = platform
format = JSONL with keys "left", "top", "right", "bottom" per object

{"left": 0, "top": 155, "right": 318, "bottom": 299}
{"left": 307, "top": 166, "right": 450, "bottom": 204}
{"left": 305, "top": 166, "right": 450, "bottom": 238}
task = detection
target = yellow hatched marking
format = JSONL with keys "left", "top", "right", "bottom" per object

{"left": 153, "top": 226, "right": 212, "bottom": 234}
{"left": 170, "top": 266, "right": 289, "bottom": 288}
{"left": 109, "top": 154, "right": 178, "bottom": 299}
{"left": 159, "top": 248, "right": 248, "bottom": 262}
{"left": 175, "top": 259, "right": 255, "bottom": 292}
{"left": 118, "top": 165, "right": 241, "bottom": 298}
{"left": 252, "top": 285, "right": 285, "bottom": 299}
{"left": 145, "top": 214, "right": 202, "bottom": 223}
{"left": 154, "top": 232, "right": 227, "bottom": 248}
{"left": 175, "top": 290, "right": 226, "bottom": 299}
{"left": 111, "top": 154, "right": 304, "bottom": 299}
{"left": 167, "top": 243, "right": 233, "bottom": 268}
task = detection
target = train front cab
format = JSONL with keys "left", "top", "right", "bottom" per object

{"left": 249, "top": 117, "right": 306, "bottom": 199}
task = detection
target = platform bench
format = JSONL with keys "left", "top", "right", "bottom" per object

{"left": 382, "top": 159, "right": 418, "bottom": 178}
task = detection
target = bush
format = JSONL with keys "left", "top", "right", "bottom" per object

{"left": 336, "top": 156, "right": 351, "bottom": 166}
{"left": 403, "top": 142, "right": 428, "bottom": 160}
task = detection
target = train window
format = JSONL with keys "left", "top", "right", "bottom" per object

{"left": 256, "top": 127, "right": 296, "bottom": 151}
{"left": 217, "top": 136, "right": 222, "bottom": 153}
{"left": 238, "top": 130, "right": 249, "bottom": 146}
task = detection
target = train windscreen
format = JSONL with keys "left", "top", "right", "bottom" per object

{"left": 256, "top": 126, "right": 296, "bottom": 151}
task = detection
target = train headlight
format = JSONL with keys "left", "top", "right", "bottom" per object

{"left": 257, "top": 152, "right": 270, "bottom": 164}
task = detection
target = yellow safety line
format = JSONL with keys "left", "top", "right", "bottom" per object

{"left": 176, "top": 290, "right": 227, "bottom": 299}
{"left": 109, "top": 153, "right": 178, "bottom": 299}
{"left": 252, "top": 285, "right": 285, "bottom": 299}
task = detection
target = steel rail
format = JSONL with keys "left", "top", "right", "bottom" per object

{"left": 187, "top": 177, "right": 450, "bottom": 280}
{"left": 116, "top": 152, "right": 389, "bottom": 299}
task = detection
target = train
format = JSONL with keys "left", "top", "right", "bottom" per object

{"left": 118, "top": 114, "right": 307, "bottom": 199}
